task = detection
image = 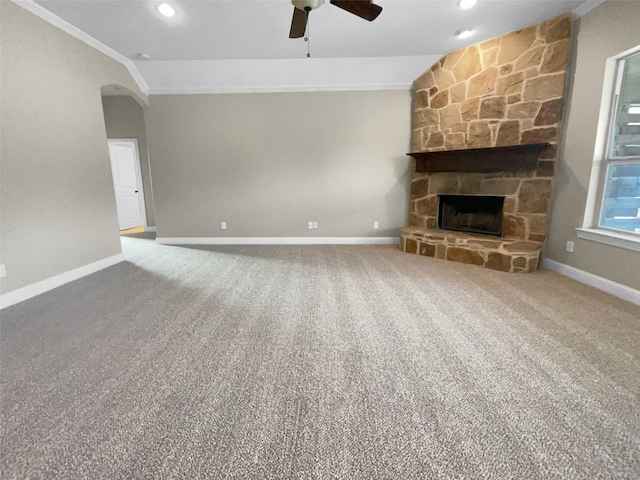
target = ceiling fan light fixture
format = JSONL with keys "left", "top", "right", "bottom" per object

{"left": 457, "top": 0, "right": 478, "bottom": 9}
{"left": 157, "top": 3, "right": 176, "bottom": 17}
{"left": 293, "top": 0, "right": 324, "bottom": 11}
{"left": 289, "top": 0, "right": 382, "bottom": 40}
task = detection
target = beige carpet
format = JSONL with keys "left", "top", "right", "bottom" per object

{"left": 1, "top": 234, "right": 639, "bottom": 479}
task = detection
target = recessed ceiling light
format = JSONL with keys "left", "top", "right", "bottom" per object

{"left": 157, "top": 3, "right": 175, "bottom": 17}
{"left": 458, "top": 0, "right": 478, "bottom": 9}
{"left": 456, "top": 29, "right": 475, "bottom": 39}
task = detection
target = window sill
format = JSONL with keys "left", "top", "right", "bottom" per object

{"left": 576, "top": 228, "right": 640, "bottom": 253}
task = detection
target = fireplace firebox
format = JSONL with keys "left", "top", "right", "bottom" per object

{"left": 438, "top": 195, "right": 505, "bottom": 236}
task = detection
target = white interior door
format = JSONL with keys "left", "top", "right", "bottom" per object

{"left": 107, "top": 140, "right": 145, "bottom": 231}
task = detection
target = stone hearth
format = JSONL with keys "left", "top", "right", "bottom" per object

{"left": 400, "top": 228, "right": 542, "bottom": 273}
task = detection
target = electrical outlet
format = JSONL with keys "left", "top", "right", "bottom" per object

{"left": 373, "top": 221, "right": 379, "bottom": 229}
{"left": 313, "top": 221, "right": 318, "bottom": 229}
{"left": 0, "top": 264, "right": 6, "bottom": 278}
{"left": 566, "top": 241, "right": 574, "bottom": 253}
{"left": 221, "top": 222, "right": 227, "bottom": 230}
{"left": 308, "top": 221, "right": 314, "bottom": 229}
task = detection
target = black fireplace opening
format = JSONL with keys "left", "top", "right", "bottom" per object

{"left": 438, "top": 195, "right": 505, "bottom": 236}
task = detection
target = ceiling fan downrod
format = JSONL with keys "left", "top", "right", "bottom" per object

{"left": 305, "top": 12, "right": 311, "bottom": 57}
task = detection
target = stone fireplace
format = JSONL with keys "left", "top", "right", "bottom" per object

{"left": 399, "top": 15, "right": 571, "bottom": 272}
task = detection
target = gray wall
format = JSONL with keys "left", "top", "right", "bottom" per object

{"left": 102, "top": 96, "right": 156, "bottom": 227}
{"left": 0, "top": 1, "right": 146, "bottom": 294}
{"left": 547, "top": 0, "right": 640, "bottom": 290}
{"left": 146, "top": 91, "right": 412, "bottom": 238}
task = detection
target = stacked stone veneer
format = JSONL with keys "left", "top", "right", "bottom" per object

{"left": 401, "top": 15, "right": 571, "bottom": 272}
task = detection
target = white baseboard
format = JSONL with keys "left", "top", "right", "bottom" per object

{"left": 145, "top": 226, "right": 157, "bottom": 233}
{"left": 0, "top": 253, "right": 125, "bottom": 309}
{"left": 541, "top": 258, "right": 640, "bottom": 306}
{"left": 156, "top": 237, "right": 400, "bottom": 246}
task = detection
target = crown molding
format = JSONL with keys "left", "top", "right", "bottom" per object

{"left": 11, "top": 0, "right": 148, "bottom": 95}
{"left": 147, "top": 83, "right": 413, "bottom": 95}
{"left": 137, "top": 55, "right": 439, "bottom": 95}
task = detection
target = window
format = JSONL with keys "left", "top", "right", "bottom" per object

{"left": 597, "top": 51, "right": 640, "bottom": 235}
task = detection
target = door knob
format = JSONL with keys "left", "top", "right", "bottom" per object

{"left": 135, "top": 190, "right": 139, "bottom": 193}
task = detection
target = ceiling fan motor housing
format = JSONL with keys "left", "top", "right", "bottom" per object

{"left": 293, "top": 0, "right": 324, "bottom": 11}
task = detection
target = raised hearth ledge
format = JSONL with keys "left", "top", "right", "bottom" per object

{"left": 408, "top": 143, "right": 550, "bottom": 173}
{"left": 400, "top": 227, "right": 542, "bottom": 273}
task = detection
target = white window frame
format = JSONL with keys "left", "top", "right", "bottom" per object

{"left": 577, "top": 46, "right": 640, "bottom": 253}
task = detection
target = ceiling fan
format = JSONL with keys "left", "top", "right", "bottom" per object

{"left": 289, "top": 0, "right": 383, "bottom": 39}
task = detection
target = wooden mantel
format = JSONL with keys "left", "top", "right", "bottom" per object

{"left": 407, "top": 143, "right": 550, "bottom": 173}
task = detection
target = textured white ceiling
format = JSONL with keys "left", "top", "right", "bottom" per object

{"left": 33, "top": 0, "right": 596, "bottom": 60}
{"left": 27, "top": 0, "right": 602, "bottom": 93}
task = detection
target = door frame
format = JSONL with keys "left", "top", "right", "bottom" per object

{"left": 107, "top": 138, "right": 148, "bottom": 231}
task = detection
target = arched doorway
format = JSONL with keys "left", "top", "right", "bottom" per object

{"left": 100, "top": 85, "right": 156, "bottom": 235}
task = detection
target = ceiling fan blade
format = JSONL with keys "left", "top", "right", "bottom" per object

{"left": 330, "top": 0, "right": 382, "bottom": 21}
{"left": 289, "top": 7, "right": 308, "bottom": 38}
